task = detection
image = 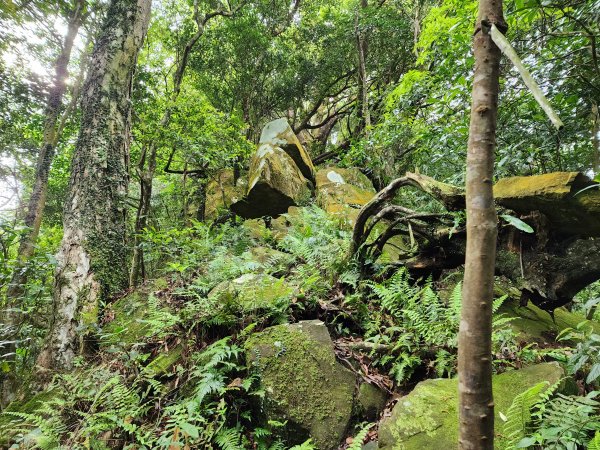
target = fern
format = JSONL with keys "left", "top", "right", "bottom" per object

{"left": 288, "top": 439, "right": 317, "bottom": 450}
{"left": 502, "top": 381, "right": 550, "bottom": 449}
{"left": 347, "top": 423, "right": 374, "bottom": 450}
{"left": 215, "top": 427, "right": 244, "bottom": 450}
{"left": 589, "top": 432, "right": 600, "bottom": 450}
{"left": 534, "top": 392, "right": 600, "bottom": 448}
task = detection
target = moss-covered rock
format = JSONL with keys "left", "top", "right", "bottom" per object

{"left": 500, "top": 299, "right": 600, "bottom": 342}
{"left": 260, "top": 118, "right": 315, "bottom": 182}
{"left": 315, "top": 167, "right": 375, "bottom": 220}
{"left": 249, "top": 246, "right": 294, "bottom": 275}
{"left": 204, "top": 169, "right": 247, "bottom": 220}
{"left": 357, "top": 382, "right": 388, "bottom": 420}
{"left": 100, "top": 280, "right": 166, "bottom": 347}
{"left": 143, "top": 345, "right": 183, "bottom": 378}
{"left": 232, "top": 144, "right": 312, "bottom": 218}
{"left": 378, "top": 362, "right": 565, "bottom": 450}
{"left": 245, "top": 320, "right": 356, "bottom": 449}
{"left": 494, "top": 172, "right": 600, "bottom": 237}
{"left": 209, "top": 273, "right": 295, "bottom": 315}
{"left": 0, "top": 389, "right": 61, "bottom": 447}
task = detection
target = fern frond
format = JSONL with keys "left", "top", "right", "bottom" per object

{"left": 503, "top": 381, "right": 550, "bottom": 449}
{"left": 589, "top": 431, "right": 600, "bottom": 450}
{"left": 214, "top": 427, "right": 243, "bottom": 450}
{"left": 347, "top": 423, "right": 374, "bottom": 450}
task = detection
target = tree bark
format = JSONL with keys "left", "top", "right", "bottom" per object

{"left": 6, "top": 0, "right": 84, "bottom": 301}
{"left": 36, "top": 0, "right": 151, "bottom": 372}
{"left": 457, "top": 1, "right": 505, "bottom": 448}
{"left": 1, "top": 0, "right": 86, "bottom": 406}
{"left": 355, "top": 0, "right": 370, "bottom": 132}
{"left": 592, "top": 101, "right": 599, "bottom": 174}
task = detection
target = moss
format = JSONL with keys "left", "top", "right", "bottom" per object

{"left": 100, "top": 283, "right": 175, "bottom": 347}
{"left": 357, "top": 382, "right": 388, "bottom": 420}
{"left": 143, "top": 346, "right": 183, "bottom": 377}
{"left": 494, "top": 172, "right": 600, "bottom": 236}
{"left": 232, "top": 145, "right": 311, "bottom": 219}
{"left": 203, "top": 169, "right": 248, "bottom": 220}
{"left": 260, "top": 118, "right": 316, "bottom": 182}
{"left": 378, "top": 363, "right": 564, "bottom": 450}
{"left": 209, "top": 273, "right": 295, "bottom": 313}
{"left": 101, "top": 291, "right": 148, "bottom": 346}
{"left": 0, "top": 389, "right": 61, "bottom": 446}
{"left": 245, "top": 321, "right": 355, "bottom": 450}
{"left": 500, "top": 299, "right": 600, "bottom": 342}
{"left": 494, "top": 172, "right": 579, "bottom": 199}
{"left": 315, "top": 167, "right": 376, "bottom": 215}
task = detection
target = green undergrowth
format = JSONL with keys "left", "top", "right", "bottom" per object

{"left": 2, "top": 206, "right": 599, "bottom": 449}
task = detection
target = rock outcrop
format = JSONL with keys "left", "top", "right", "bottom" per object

{"left": 494, "top": 171, "right": 600, "bottom": 237}
{"left": 231, "top": 143, "right": 312, "bottom": 218}
{"left": 245, "top": 320, "right": 356, "bottom": 449}
{"left": 315, "top": 167, "right": 376, "bottom": 222}
{"left": 378, "top": 362, "right": 566, "bottom": 450}
{"left": 208, "top": 273, "right": 294, "bottom": 317}
{"left": 259, "top": 118, "right": 315, "bottom": 182}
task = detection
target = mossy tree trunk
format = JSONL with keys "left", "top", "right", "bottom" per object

{"left": 6, "top": 1, "right": 85, "bottom": 300}
{"left": 458, "top": 1, "right": 505, "bottom": 449}
{"left": 36, "top": 0, "right": 151, "bottom": 372}
{"left": 1, "top": 0, "right": 86, "bottom": 406}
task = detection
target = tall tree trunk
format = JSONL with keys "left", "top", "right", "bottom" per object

{"left": 1, "top": 0, "right": 85, "bottom": 406}
{"left": 6, "top": 0, "right": 84, "bottom": 300}
{"left": 36, "top": 0, "right": 151, "bottom": 372}
{"left": 592, "top": 100, "right": 599, "bottom": 174}
{"left": 355, "top": 0, "right": 370, "bottom": 132}
{"left": 457, "top": 1, "right": 505, "bottom": 449}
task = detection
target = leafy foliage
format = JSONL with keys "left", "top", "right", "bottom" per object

{"left": 558, "top": 321, "right": 600, "bottom": 387}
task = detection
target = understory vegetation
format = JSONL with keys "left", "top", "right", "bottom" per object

{"left": 1, "top": 0, "right": 600, "bottom": 448}
{"left": 2, "top": 208, "right": 599, "bottom": 448}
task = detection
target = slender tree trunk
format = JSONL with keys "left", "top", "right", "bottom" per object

{"left": 6, "top": 0, "right": 84, "bottom": 301}
{"left": 457, "top": 1, "right": 505, "bottom": 449}
{"left": 36, "top": 0, "right": 151, "bottom": 372}
{"left": 355, "top": 0, "right": 370, "bottom": 132}
{"left": 1, "top": 1, "right": 85, "bottom": 406}
{"left": 592, "top": 100, "right": 599, "bottom": 174}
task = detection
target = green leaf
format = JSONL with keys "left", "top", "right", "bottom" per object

{"left": 516, "top": 436, "right": 537, "bottom": 447}
{"left": 180, "top": 422, "right": 199, "bottom": 439}
{"left": 586, "top": 363, "right": 600, "bottom": 384}
{"left": 500, "top": 214, "right": 534, "bottom": 233}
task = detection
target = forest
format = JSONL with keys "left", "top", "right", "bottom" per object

{"left": 0, "top": 0, "right": 599, "bottom": 448}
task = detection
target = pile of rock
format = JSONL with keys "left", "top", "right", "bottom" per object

{"left": 205, "top": 118, "right": 377, "bottom": 222}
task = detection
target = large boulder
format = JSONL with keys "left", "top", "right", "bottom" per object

{"left": 204, "top": 169, "right": 247, "bottom": 220}
{"left": 245, "top": 320, "right": 356, "bottom": 449}
{"left": 500, "top": 298, "right": 600, "bottom": 342}
{"left": 494, "top": 171, "right": 600, "bottom": 237}
{"left": 378, "top": 362, "right": 565, "bottom": 450}
{"left": 315, "top": 167, "right": 376, "bottom": 221}
{"left": 231, "top": 144, "right": 312, "bottom": 218}
{"left": 260, "top": 118, "right": 315, "bottom": 182}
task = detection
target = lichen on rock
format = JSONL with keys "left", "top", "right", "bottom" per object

{"left": 244, "top": 320, "right": 356, "bottom": 449}
{"left": 231, "top": 144, "right": 312, "bottom": 219}
{"left": 259, "top": 118, "right": 315, "bottom": 182}
{"left": 378, "top": 362, "right": 565, "bottom": 450}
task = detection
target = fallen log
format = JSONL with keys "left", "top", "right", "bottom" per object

{"left": 352, "top": 171, "right": 600, "bottom": 311}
